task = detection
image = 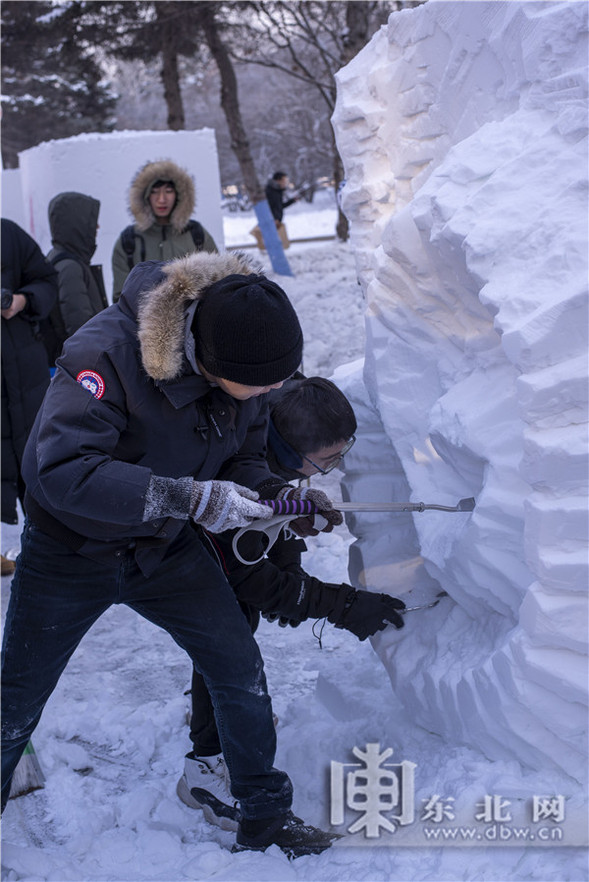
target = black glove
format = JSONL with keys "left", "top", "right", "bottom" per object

{"left": 332, "top": 589, "right": 406, "bottom": 641}
{"left": 262, "top": 612, "right": 301, "bottom": 629}
{"left": 277, "top": 485, "right": 343, "bottom": 537}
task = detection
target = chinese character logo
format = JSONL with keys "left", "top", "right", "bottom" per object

{"left": 475, "top": 794, "right": 513, "bottom": 823}
{"left": 532, "top": 795, "right": 566, "bottom": 824}
{"left": 330, "top": 743, "right": 416, "bottom": 837}
{"left": 421, "top": 794, "right": 456, "bottom": 823}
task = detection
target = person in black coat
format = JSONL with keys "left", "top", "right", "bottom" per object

{"left": 250, "top": 172, "right": 300, "bottom": 251}
{"left": 178, "top": 376, "right": 406, "bottom": 828}
{"left": 1, "top": 250, "right": 342, "bottom": 857}
{"left": 43, "top": 191, "right": 108, "bottom": 367}
{"left": 265, "top": 171, "right": 299, "bottom": 223}
{"left": 1, "top": 219, "right": 58, "bottom": 573}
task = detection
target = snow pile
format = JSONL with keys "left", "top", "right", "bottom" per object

{"left": 15, "top": 128, "right": 224, "bottom": 298}
{"left": 332, "top": 0, "right": 588, "bottom": 780}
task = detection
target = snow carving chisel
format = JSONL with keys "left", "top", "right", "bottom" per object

{"left": 232, "top": 497, "right": 475, "bottom": 565}
{"left": 400, "top": 592, "right": 448, "bottom": 612}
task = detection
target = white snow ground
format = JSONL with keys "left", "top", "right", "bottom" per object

{"left": 1, "top": 199, "right": 587, "bottom": 882}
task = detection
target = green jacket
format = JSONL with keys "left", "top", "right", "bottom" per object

{"left": 112, "top": 222, "right": 218, "bottom": 302}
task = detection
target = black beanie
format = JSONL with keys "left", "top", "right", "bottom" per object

{"left": 193, "top": 273, "right": 303, "bottom": 386}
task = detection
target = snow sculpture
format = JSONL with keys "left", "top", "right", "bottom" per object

{"left": 332, "top": 1, "right": 588, "bottom": 780}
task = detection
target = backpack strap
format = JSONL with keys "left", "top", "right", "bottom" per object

{"left": 49, "top": 249, "right": 79, "bottom": 267}
{"left": 121, "top": 225, "right": 146, "bottom": 271}
{"left": 49, "top": 249, "right": 90, "bottom": 288}
{"left": 43, "top": 249, "right": 92, "bottom": 363}
{"left": 185, "top": 220, "right": 205, "bottom": 249}
{"left": 120, "top": 223, "right": 202, "bottom": 271}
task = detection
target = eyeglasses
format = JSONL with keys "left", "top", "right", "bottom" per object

{"left": 300, "top": 435, "right": 356, "bottom": 475}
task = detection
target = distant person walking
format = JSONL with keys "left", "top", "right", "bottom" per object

{"left": 251, "top": 171, "right": 299, "bottom": 251}
{"left": 265, "top": 172, "right": 299, "bottom": 224}
{"left": 111, "top": 159, "right": 218, "bottom": 301}
{"left": 43, "top": 191, "right": 108, "bottom": 367}
{"left": 1, "top": 218, "right": 58, "bottom": 575}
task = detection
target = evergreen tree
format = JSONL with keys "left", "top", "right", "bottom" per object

{"left": 1, "top": 1, "right": 115, "bottom": 168}
{"left": 82, "top": 2, "right": 266, "bottom": 202}
{"left": 76, "top": 1, "right": 203, "bottom": 131}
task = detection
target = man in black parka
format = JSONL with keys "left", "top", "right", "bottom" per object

{"left": 1, "top": 219, "right": 58, "bottom": 573}
{"left": 1, "top": 250, "right": 340, "bottom": 857}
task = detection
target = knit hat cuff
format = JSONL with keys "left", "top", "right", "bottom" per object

{"left": 197, "top": 338, "right": 302, "bottom": 386}
{"left": 192, "top": 273, "right": 303, "bottom": 387}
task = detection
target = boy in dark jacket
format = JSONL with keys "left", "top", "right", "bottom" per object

{"left": 178, "top": 376, "right": 406, "bottom": 828}
{"left": 1, "top": 251, "right": 341, "bottom": 857}
{"left": 1, "top": 219, "right": 58, "bottom": 573}
{"left": 44, "top": 191, "right": 108, "bottom": 366}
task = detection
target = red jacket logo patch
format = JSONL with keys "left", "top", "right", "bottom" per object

{"left": 76, "top": 370, "right": 106, "bottom": 399}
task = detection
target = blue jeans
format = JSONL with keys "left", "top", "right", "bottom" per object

{"left": 1, "top": 521, "right": 292, "bottom": 818}
{"left": 190, "top": 605, "right": 261, "bottom": 756}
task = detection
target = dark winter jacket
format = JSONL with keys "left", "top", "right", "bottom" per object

{"left": 1, "top": 218, "right": 58, "bottom": 524}
{"left": 206, "top": 526, "right": 350, "bottom": 628}
{"left": 22, "top": 251, "right": 276, "bottom": 576}
{"left": 265, "top": 179, "right": 297, "bottom": 223}
{"left": 204, "top": 372, "right": 351, "bottom": 628}
{"left": 112, "top": 159, "right": 218, "bottom": 301}
{"left": 45, "top": 191, "right": 108, "bottom": 364}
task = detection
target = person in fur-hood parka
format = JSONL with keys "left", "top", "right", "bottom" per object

{"left": 4, "top": 248, "right": 340, "bottom": 856}
{"left": 111, "top": 158, "right": 218, "bottom": 302}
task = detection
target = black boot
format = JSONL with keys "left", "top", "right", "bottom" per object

{"left": 233, "top": 810, "right": 339, "bottom": 859}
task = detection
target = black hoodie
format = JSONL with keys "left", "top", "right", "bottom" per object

{"left": 46, "top": 191, "right": 108, "bottom": 358}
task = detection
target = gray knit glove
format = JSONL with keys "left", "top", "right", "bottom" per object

{"left": 142, "top": 475, "right": 273, "bottom": 534}
{"left": 190, "top": 480, "right": 273, "bottom": 533}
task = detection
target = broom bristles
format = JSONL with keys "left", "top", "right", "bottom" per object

{"left": 9, "top": 741, "right": 45, "bottom": 799}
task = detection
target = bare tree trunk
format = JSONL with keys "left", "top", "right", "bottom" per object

{"left": 342, "top": 1, "right": 373, "bottom": 64}
{"left": 200, "top": 3, "right": 264, "bottom": 203}
{"left": 333, "top": 147, "right": 348, "bottom": 242}
{"left": 157, "top": 2, "right": 185, "bottom": 130}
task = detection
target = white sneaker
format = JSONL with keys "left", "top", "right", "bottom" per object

{"left": 176, "top": 753, "right": 240, "bottom": 831}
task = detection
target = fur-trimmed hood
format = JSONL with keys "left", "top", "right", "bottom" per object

{"left": 128, "top": 159, "right": 196, "bottom": 234}
{"left": 136, "top": 250, "right": 265, "bottom": 382}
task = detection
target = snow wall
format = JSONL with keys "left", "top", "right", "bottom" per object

{"left": 11, "top": 128, "right": 224, "bottom": 300}
{"left": 331, "top": 0, "right": 588, "bottom": 782}
{"left": 1, "top": 168, "right": 26, "bottom": 229}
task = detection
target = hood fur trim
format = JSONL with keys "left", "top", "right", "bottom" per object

{"left": 137, "top": 251, "right": 265, "bottom": 381}
{"left": 129, "top": 159, "right": 196, "bottom": 234}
